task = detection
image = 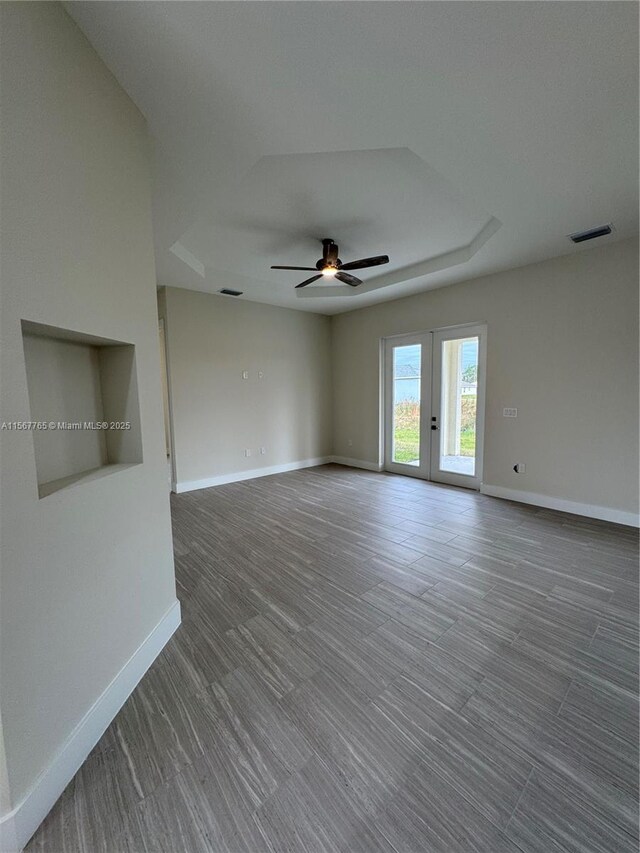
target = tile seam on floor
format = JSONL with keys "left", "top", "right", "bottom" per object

{"left": 504, "top": 765, "right": 535, "bottom": 827}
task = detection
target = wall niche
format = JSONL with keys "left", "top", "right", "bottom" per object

{"left": 21, "top": 320, "right": 143, "bottom": 497}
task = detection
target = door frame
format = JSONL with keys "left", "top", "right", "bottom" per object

{"left": 382, "top": 323, "right": 487, "bottom": 490}
{"left": 383, "top": 332, "right": 431, "bottom": 479}
{"left": 429, "top": 323, "right": 487, "bottom": 490}
{"left": 158, "top": 317, "right": 176, "bottom": 491}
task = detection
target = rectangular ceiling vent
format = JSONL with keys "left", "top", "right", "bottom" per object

{"left": 219, "top": 288, "right": 243, "bottom": 297}
{"left": 568, "top": 224, "right": 613, "bottom": 244}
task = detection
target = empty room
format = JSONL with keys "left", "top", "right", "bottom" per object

{"left": 0, "top": 2, "right": 638, "bottom": 852}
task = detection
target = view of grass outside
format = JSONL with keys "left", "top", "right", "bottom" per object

{"left": 393, "top": 395, "right": 477, "bottom": 463}
{"left": 392, "top": 400, "right": 421, "bottom": 464}
{"left": 459, "top": 394, "right": 477, "bottom": 456}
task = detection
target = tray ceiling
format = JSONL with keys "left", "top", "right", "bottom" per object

{"left": 67, "top": 1, "right": 638, "bottom": 313}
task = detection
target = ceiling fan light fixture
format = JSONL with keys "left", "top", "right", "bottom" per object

{"left": 272, "top": 239, "right": 389, "bottom": 289}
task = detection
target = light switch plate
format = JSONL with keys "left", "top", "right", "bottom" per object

{"left": 503, "top": 407, "right": 518, "bottom": 418}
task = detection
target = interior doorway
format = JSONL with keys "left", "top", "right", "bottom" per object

{"left": 383, "top": 324, "right": 486, "bottom": 489}
{"left": 158, "top": 318, "right": 173, "bottom": 488}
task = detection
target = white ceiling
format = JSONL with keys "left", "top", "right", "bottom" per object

{"left": 67, "top": 1, "right": 638, "bottom": 315}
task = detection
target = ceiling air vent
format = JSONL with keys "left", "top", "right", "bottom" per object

{"left": 568, "top": 224, "right": 612, "bottom": 244}
{"left": 219, "top": 288, "right": 243, "bottom": 297}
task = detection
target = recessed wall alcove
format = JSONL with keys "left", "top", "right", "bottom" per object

{"left": 21, "top": 320, "right": 143, "bottom": 497}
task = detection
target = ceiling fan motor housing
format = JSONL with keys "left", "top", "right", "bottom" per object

{"left": 318, "top": 238, "right": 340, "bottom": 269}
{"left": 316, "top": 258, "right": 342, "bottom": 269}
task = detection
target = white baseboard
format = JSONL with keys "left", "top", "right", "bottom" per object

{"left": 480, "top": 484, "right": 640, "bottom": 528}
{"left": 329, "top": 456, "right": 384, "bottom": 472}
{"left": 175, "top": 456, "right": 332, "bottom": 493}
{"left": 0, "top": 600, "right": 181, "bottom": 853}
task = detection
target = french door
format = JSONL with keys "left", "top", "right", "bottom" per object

{"left": 383, "top": 324, "right": 486, "bottom": 489}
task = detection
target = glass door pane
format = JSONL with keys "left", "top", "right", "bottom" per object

{"left": 392, "top": 344, "right": 421, "bottom": 466}
{"left": 439, "top": 336, "right": 479, "bottom": 476}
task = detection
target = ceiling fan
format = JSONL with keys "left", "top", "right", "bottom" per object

{"left": 271, "top": 238, "right": 389, "bottom": 288}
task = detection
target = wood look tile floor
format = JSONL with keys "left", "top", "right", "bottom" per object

{"left": 28, "top": 465, "right": 639, "bottom": 853}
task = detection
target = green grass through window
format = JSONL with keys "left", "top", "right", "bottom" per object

{"left": 392, "top": 398, "right": 476, "bottom": 463}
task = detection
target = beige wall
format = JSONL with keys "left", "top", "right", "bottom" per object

{"left": 332, "top": 238, "right": 639, "bottom": 516}
{"left": 0, "top": 1, "right": 177, "bottom": 814}
{"left": 159, "top": 287, "right": 332, "bottom": 487}
{"left": 22, "top": 335, "right": 108, "bottom": 484}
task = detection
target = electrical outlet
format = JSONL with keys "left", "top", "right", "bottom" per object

{"left": 503, "top": 407, "right": 518, "bottom": 418}
{"left": 242, "top": 370, "right": 249, "bottom": 380}
{"left": 244, "top": 449, "right": 251, "bottom": 457}
{"left": 259, "top": 447, "right": 266, "bottom": 455}
{"left": 348, "top": 439, "right": 353, "bottom": 447}
{"left": 258, "top": 371, "right": 264, "bottom": 379}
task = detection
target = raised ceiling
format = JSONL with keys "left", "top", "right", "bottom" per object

{"left": 176, "top": 148, "right": 499, "bottom": 301}
{"left": 67, "top": 1, "right": 638, "bottom": 314}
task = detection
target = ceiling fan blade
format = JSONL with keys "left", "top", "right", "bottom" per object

{"left": 271, "top": 265, "right": 318, "bottom": 271}
{"left": 339, "top": 255, "right": 389, "bottom": 271}
{"left": 335, "top": 271, "right": 362, "bottom": 287}
{"left": 295, "top": 274, "right": 323, "bottom": 289}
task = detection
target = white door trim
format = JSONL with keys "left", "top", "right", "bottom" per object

{"left": 429, "top": 324, "right": 487, "bottom": 490}
{"left": 382, "top": 323, "right": 487, "bottom": 491}
{"left": 383, "top": 333, "right": 431, "bottom": 479}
